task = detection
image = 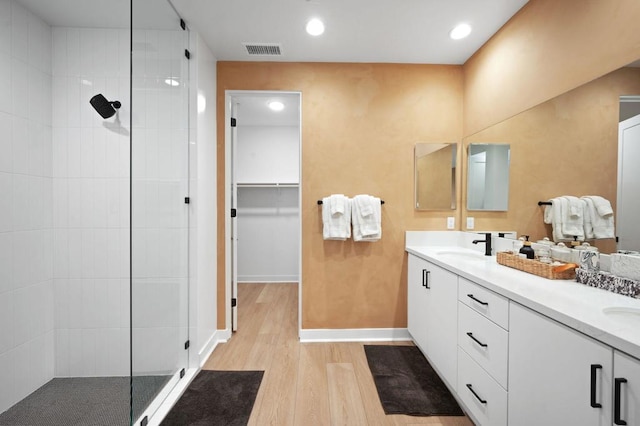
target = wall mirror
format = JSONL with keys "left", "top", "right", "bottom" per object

{"left": 414, "top": 143, "right": 457, "bottom": 210}
{"left": 466, "top": 143, "right": 510, "bottom": 211}
{"left": 462, "top": 63, "right": 640, "bottom": 253}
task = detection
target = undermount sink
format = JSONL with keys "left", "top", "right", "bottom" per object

{"left": 602, "top": 307, "right": 640, "bottom": 326}
{"left": 435, "top": 250, "right": 488, "bottom": 261}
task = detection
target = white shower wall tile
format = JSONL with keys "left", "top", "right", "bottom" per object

{"left": 0, "top": 1, "right": 10, "bottom": 56}
{"left": 66, "top": 180, "right": 82, "bottom": 229}
{"left": 12, "top": 342, "right": 30, "bottom": 404}
{"left": 0, "top": 232, "right": 12, "bottom": 294}
{"left": 12, "top": 116, "right": 28, "bottom": 175}
{"left": 93, "top": 229, "right": 108, "bottom": 279}
{"left": 0, "top": 291, "right": 13, "bottom": 353}
{"left": 53, "top": 229, "right": 68, "bottom": 278}
{"left": 132, "top": 327, "right": 180, "bottom": 375}
{"left": 66, "top": 77, "right": 81, "bottom": 129}
{"left": 81, "top": 229, "right": 95, "bottom": 278}
{"left": 11, "top": 58, "right": 29, "bottom": 119}
{"left": 0, "top": 348, "right": 17, "bottom": 414}
{"left": 10, "top": 1, "right": 27, "bottom": 64}
{"left": 0, "top": 173, "right": 12, "bottom": 232}
{"left": 0, "top": 52, "right": 11, "bottom": 115}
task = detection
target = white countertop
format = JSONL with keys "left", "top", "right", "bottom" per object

{"left": 405, "top": 232, "right": 640, "bottom": 360}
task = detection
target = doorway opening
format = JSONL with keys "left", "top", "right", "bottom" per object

{"left": 225, "top": 91, "right": 302, "bottom": 336}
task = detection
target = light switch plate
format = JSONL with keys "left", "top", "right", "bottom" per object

{"left": 466, "top": 217, "right": 475, "bottom": 229}
{"left": 447, "top": 217, "right": 455, "bottom": 229}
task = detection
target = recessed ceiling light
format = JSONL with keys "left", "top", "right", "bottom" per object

{"left": 164, "top": 78, "right": 180, "bottom": 86}
{"left": 268, "top": 101, "right": 285, "bottom": 111}
{"left": 450, "top": 23, "right": 472, "bottom": 40}
{"left": 306, "top": 18, "right": 325, "bottom": 36}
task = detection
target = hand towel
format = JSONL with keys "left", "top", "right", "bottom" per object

{"left": 582, "top": 195, "right": 615, "bottom": 239}
{"left": 580, "top": 198, "right": 595, "bottom": 240}
{"left": 322, "top": 194, "right": 351, "bottom": 240}
{"left": 352, "top": 194, "right": 381, "bottom": 242}
{"left": 544, "top": 197, "right": 566, "bottom": 242}
{"left": 330, "top": 194, "right": 346, "bottom": 215}
{"left": 561, "top": 196, "right": 585, "bottom": 240}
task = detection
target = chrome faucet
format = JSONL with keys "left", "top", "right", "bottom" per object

{"left": 472, "top": 232, "right": 492, "bottom": 256}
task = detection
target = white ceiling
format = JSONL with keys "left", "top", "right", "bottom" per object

{"left": 17, "top": 0, "right": 531, "bottom": 126}
{"left": 171, "top": 0, "right": 530, "bottom": 64}
{"left": 18, "top": 0, "right": 529, "bottom": 65}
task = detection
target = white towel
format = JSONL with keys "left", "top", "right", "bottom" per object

{"left": 352, "top": 194, "right": 381, "bottom": 242}
{"left": 580, "top": 198, "right": 595, "bottom": 239}
{"left": 330, "top": 193, "right": 346, "bottom": 215}
{"left": 322, "top": 194, "right": 351, "bottom": 240}
{"left": 544, "top": 197, "right": 566, "bottom": 242}
{"left": 581, "top": 195, "right": 615, "bottom": 239}
{"left": 561, "top": 196, "right": 585, "bottom": 240}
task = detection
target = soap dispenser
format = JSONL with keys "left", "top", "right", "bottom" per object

{"left": 519, "top": 235, "right": 535, "bottom": 259}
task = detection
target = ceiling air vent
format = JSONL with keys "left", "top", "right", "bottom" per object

{"left": 243, "top": 43, "right": 283, "bottom": 56}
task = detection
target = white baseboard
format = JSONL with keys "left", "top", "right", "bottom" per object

{"left": 198, "top": 329, "right": 231, "bottom": 368}
{"left": 299, "top": 328, "right": 412, "bottom": 342}
{"left": 238, "top": 276, "right": 299, "bottom": 283}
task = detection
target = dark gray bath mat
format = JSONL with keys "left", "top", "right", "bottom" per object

{"left": 161, "top": 370, "right": 264, "bottom": 426}
{"left": 364, "top": 345, "right": 464, "bottom": 416}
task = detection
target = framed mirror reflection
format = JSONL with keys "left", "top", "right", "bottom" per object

{"left": 414, "top": 143, "right": 457, "bottom": 211}
{"left": 466, "top": 143, "right": 511, "bottom": 211}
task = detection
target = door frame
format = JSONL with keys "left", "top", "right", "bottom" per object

{"left": 224, "top": 90, "right": 303, "bottom": 337}
{"left": 617, "top": 112, "right": 640, "bottom": 251}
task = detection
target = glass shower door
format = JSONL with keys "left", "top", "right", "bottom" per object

{"left": 130, "top": 1, "right": 190, "bottom": 423}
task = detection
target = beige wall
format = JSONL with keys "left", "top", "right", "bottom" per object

{"left": 217, "top": 62, "right": 463, "bottom": 329}
{"left": 464, "top": 0, "right": 640, "bottom": 136}
{"left": 462, "top": 67, "right": 640, "bottom": 253}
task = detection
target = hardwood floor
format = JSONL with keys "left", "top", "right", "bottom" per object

{"left": 203, "top": 283, "right": 474, "bottom": 426}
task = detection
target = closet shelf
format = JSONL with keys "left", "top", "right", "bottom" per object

{"left": 237, "top": 183, "right": 299, "bottom": 188}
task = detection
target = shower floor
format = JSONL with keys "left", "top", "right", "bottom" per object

{"left": 0, "top": 375, "right": 170, "bottom": 426}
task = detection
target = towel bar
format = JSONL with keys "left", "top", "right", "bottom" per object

{"left": 318, "top": 199, "right": 385, "bottom": 205}
{"left": 538, "top": 201, "right": 552, "bottom": 206}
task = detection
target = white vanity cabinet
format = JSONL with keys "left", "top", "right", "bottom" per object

{"left": 407, "top": 254, "right": 459, "bottom": 389}
{"left": 508, "top": 302, "right": 613, "bottom": 426}
{"left": 613, "top": 350, "right": 640, "bottom": 426}
{"left": 406, "top": 240, "right": 640, "bottom": 426}
{"left": 457, "top": 278, "right": 509, "bottom": 426}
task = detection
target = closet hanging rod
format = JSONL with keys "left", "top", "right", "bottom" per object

{"left": 317, "top": 199, "right": 385, "bottom": 205}
{"left": 538, "top": 201, "right": 553, "bottom": 206}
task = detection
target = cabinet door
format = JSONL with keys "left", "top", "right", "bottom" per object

{"left": 407, "top": 255, "right": 458, "bottom": 389}
{"left": 423, "top": 260, "right": 459, "bottom": 389}
{"left": 508, "top": 302, "right": 612, "bottom": 426}
{"left": 613, "top": 351, "right": 640, "bottom": 426}
{"left": 407, "top": 255, "right": 430, "bottom": 351}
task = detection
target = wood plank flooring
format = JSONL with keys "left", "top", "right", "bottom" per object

{"left": 203, "top": 283, "right": 474, "bottom": 426}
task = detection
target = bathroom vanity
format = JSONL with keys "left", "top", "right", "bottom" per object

{"left": 406, "top": 231, "right": 640, "bottom": 426}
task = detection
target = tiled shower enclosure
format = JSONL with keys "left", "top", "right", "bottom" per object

{"left": 0, "top": 0, "right": 190, "bottom": 424}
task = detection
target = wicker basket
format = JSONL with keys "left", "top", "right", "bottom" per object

{"left": 496, "top": 251, "right": 577, "bottom": 280}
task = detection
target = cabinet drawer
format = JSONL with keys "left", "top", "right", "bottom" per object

{"left": 458, "top": 303, "right": 509, "bottom": 388}
{"left": 458, "top": 348, "right": 507, "bottom": 426}
{"left": 459, "top": 277, "right": 509, "bottom": 330}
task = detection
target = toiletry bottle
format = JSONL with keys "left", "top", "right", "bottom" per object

{"left": 519, "top": 236, "right": 535, "bottom": 259}
{"left": 513, "top": 236, "right": 525, "bottom": 254}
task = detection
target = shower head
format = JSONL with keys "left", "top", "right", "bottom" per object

{"left": 90, "top": 94, "right": 121, "bottom": 119}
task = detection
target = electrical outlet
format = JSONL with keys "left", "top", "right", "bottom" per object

{"left": 447, "top": 217, "right": 455, "bottom": 229}
{"left": 466, "top": 217, "right": 475, "bottom": 229}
